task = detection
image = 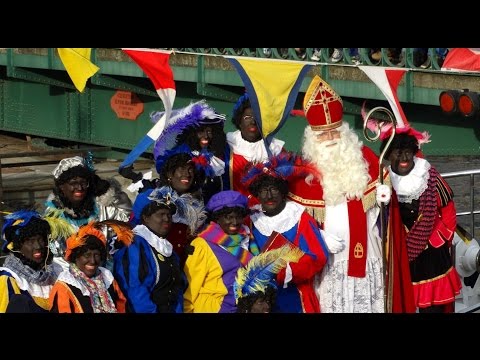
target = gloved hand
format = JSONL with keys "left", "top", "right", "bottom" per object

{"left": 320, "top": 229, "right": 345, "bottom": 254}
{"left": 119, "top": 165, "right": 143, "bottom": 183}
{"left": 376, "top": 184, "right": 391, "bottom": 206}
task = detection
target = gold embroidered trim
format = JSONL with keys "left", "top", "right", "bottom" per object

{"left": 311, "top": 122, "right": 342, "bottom": 131}
{"left": 288, "top": 192, "right": 324, "bottom": 206}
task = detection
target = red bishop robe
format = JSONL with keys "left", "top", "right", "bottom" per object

{"left": 287, "top": 146, "right": 415, "bottom": 313}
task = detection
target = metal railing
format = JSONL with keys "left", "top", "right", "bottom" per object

{"left": 166, "top": 48, "right": 453, "bottom": 71}
{"left": 441, "top": 168, "right": 480, "bottom": 238}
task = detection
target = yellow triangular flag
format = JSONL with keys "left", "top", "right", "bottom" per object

{"left": 228, "top": 57, "right": 311, "bottom": 139}
{"left": 57, "top": 48, "right": 99, "bottom": 92}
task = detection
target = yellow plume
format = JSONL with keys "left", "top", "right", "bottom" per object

{"left": 43, "top": 209, "right": 76, "bottom": 241}
{"left": 234, "top": 244, "right": 304, "bottom": 302}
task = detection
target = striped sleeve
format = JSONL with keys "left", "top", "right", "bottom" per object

{"left": 436, "top": 174, "right": 454, "bottom": 207}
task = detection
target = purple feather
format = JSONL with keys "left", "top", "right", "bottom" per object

{"left": 153, "top": 100, "right": 217, "bottom": 160}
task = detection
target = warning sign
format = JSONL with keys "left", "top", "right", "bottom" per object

{"left": 111, "top": 91, "right": 144, "bottom": 120}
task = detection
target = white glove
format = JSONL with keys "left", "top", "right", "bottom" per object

{"left": 320, "top": 229, "right": 345, "bottom": 254}
{"left": 127, "top": 171, "right": 153, "bottom": 193}
{"left": 376, "top": 184, "right": 391, "bottom": 206}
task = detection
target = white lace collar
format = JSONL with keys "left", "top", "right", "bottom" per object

{"left": 133, "top": 224, "right": 173, "bottom": 257}
{"left": 389, "top": 157, "right": 431, "bottom": 203}
{"left": 251, "top": 201, "right": 305, "bottom": 236}
{"left": 226, "top": 130, "right": 284, "bottom": 163}
{"left": 57, "top": 267, "right": 113, "bottom": 297}
{"left": 0, "top": 267, "right": 54, "bottom": 299}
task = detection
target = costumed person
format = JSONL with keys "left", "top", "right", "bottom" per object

{"left": 288, "top": 75, "right": 414, "bottom": 313}
{"left": 150, "top": 152, "right": 208, "bottom": 268}
{"left": 379, "top": 131, "right": 462, "bottom": 313}
{"left": 120, "top": 100, "right": 227, "bottom": 204}
{"left": 223, "top": 92, "right": 286, "bottom": 204}
{"left": 234, "top": 244, "right": 303, "bottom": 313}
{"left": 0, "top": 210, "right": 72, "bottom": 313}
{"left": 45, "top": 153, "right": 132, "bottom": 270}
{"left": 243, "top": 152, "right": 329, "bottom": 313}
{"left": 183, "top": 190, "right": 260, "bottom": 313}
{"left": 113, "top": 188, "right": 185, "bottom": 313}
{"left": 49, "top": 220, "right": 131, "bottom": 313}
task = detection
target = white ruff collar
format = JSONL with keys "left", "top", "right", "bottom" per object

{"left": 57, "top": 267, "right": 113, "bottom": 297}
{"left": 134, "top": 225, "right": 173, "bottom": 257}
{"left": 226, "top": 130, "right": 284, "bottom": 163}
{"left": 0, "top": 267, "right": 53, "bottom": 299}
{"left": 251, "top": 201, "right": 305, "bottom": 236}
{"left": 389, "top": 157, "right": 431, "bottom": 203}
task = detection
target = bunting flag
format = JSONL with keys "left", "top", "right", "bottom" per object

{"left": 226, "top": 57, "right": 311, "bottom": 147}
{"left": 57, "top": 48, "right": 99, "bottom": 93}
{"left": 359, "top": 66, "right": 430, "bottom": 155}
{"left": 120, "top": 48, "right": 176, "bottom": 169}
{"left": 358, "top": 66, "right": 409, "bottom": 128}
{"left": 441, "top": 48, "right": 480, "bottom": 72}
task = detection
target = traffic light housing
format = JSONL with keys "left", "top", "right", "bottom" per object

{"left": 440, "top": 89, "right": 480, "bottom": 117}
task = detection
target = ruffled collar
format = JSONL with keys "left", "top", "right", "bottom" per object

{"left": 226, "top": 130, "right": 284, "bottom": 163}
{"left": 0, "top": 254, "right": 60, "bottom": 299}
{"left": 389, "top": 157, "right": 431, "bottom": 203}
{"left": 57, "top": 266, "right": 114, "bottom": 297}
{"left": 133, "top": 224, "right": 173, "bottom": 257}
{"left": 251, "top": 201, "right": 305, "bottom": 236}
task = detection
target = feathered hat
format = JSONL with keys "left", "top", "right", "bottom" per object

{"left": 303, "top": 75, "right": 343, "bottom": 131}
{"left": 241, "top": 151, "right": 321, "bottom": 190}
{"left": 130, "top": 187, "right": 177, "bottom": 226}
{"left": 64, "top": 220, "right": 133, "bottom": 261}
{"left": 359, "top": 66, "right": 431, "bottom": 146}
{"left": 233, "top": 244, "right": 304, "bottom": 303}
{"left": 152, "top": 100, "right": 225, "bottom": 161}
{"left": 362, "top": 101, "right": 431, "bottom": 145}
{"left": 2, "top": 209, "right": 75, "bottom": 252}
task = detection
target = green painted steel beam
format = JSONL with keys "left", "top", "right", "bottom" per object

{"left": 91, "top": 74, "right": 157, "bottom": 98}
{"left": 6, "top": 66, "right": 76, "bottom": 90}
{"left": 196, "top": 56, "right": 241, "bottom": 102}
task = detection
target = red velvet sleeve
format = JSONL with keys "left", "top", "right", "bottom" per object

{"left": 277, "top": 214, "right": 328, "bottom": 284}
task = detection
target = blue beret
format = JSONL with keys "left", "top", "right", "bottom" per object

{"left": 206, "top": 190, "right": 248, "bottom": 213}
{"left": 131, "top": 189, "right": 155, "bottom": 226}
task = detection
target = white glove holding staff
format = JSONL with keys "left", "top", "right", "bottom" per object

{"left": 320, "top": 229, "right": 345, "bottom": 254}
{"left": 376, "top": 184, "right": 391, "bottom": 206}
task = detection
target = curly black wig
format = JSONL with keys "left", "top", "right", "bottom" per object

{"left": 248, "top": 174, "right": 289, "bottom": 199}
{"left": 68, "top": 235, "right": 107, "bottom": 264}
{"left": 210, "top": 206, "right": 248, "bottom": 223}
{"left": 236, "top": 285, "right": 277, "bottom": 313}
{"left": 232, "top": 97, "right": 251, "bottom": 130}
{"left": 175, "top": 123, "right": 226, "bottom": 160}
{"left": 157, "top": 152, "right": 205, "bottom": 192}
{"left": 380, "top": 132, "right": 419, "bottom": 159}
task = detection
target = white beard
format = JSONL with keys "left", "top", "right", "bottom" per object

{"left": 302, "top": 123, "right": 370, "bottom": 206}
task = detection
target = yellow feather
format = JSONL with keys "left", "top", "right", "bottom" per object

{"left": 234, "top": 244, "right": 304, "bottom": 301}
{"left": 43, "top": 210, "right": 76, "bottom": 240}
